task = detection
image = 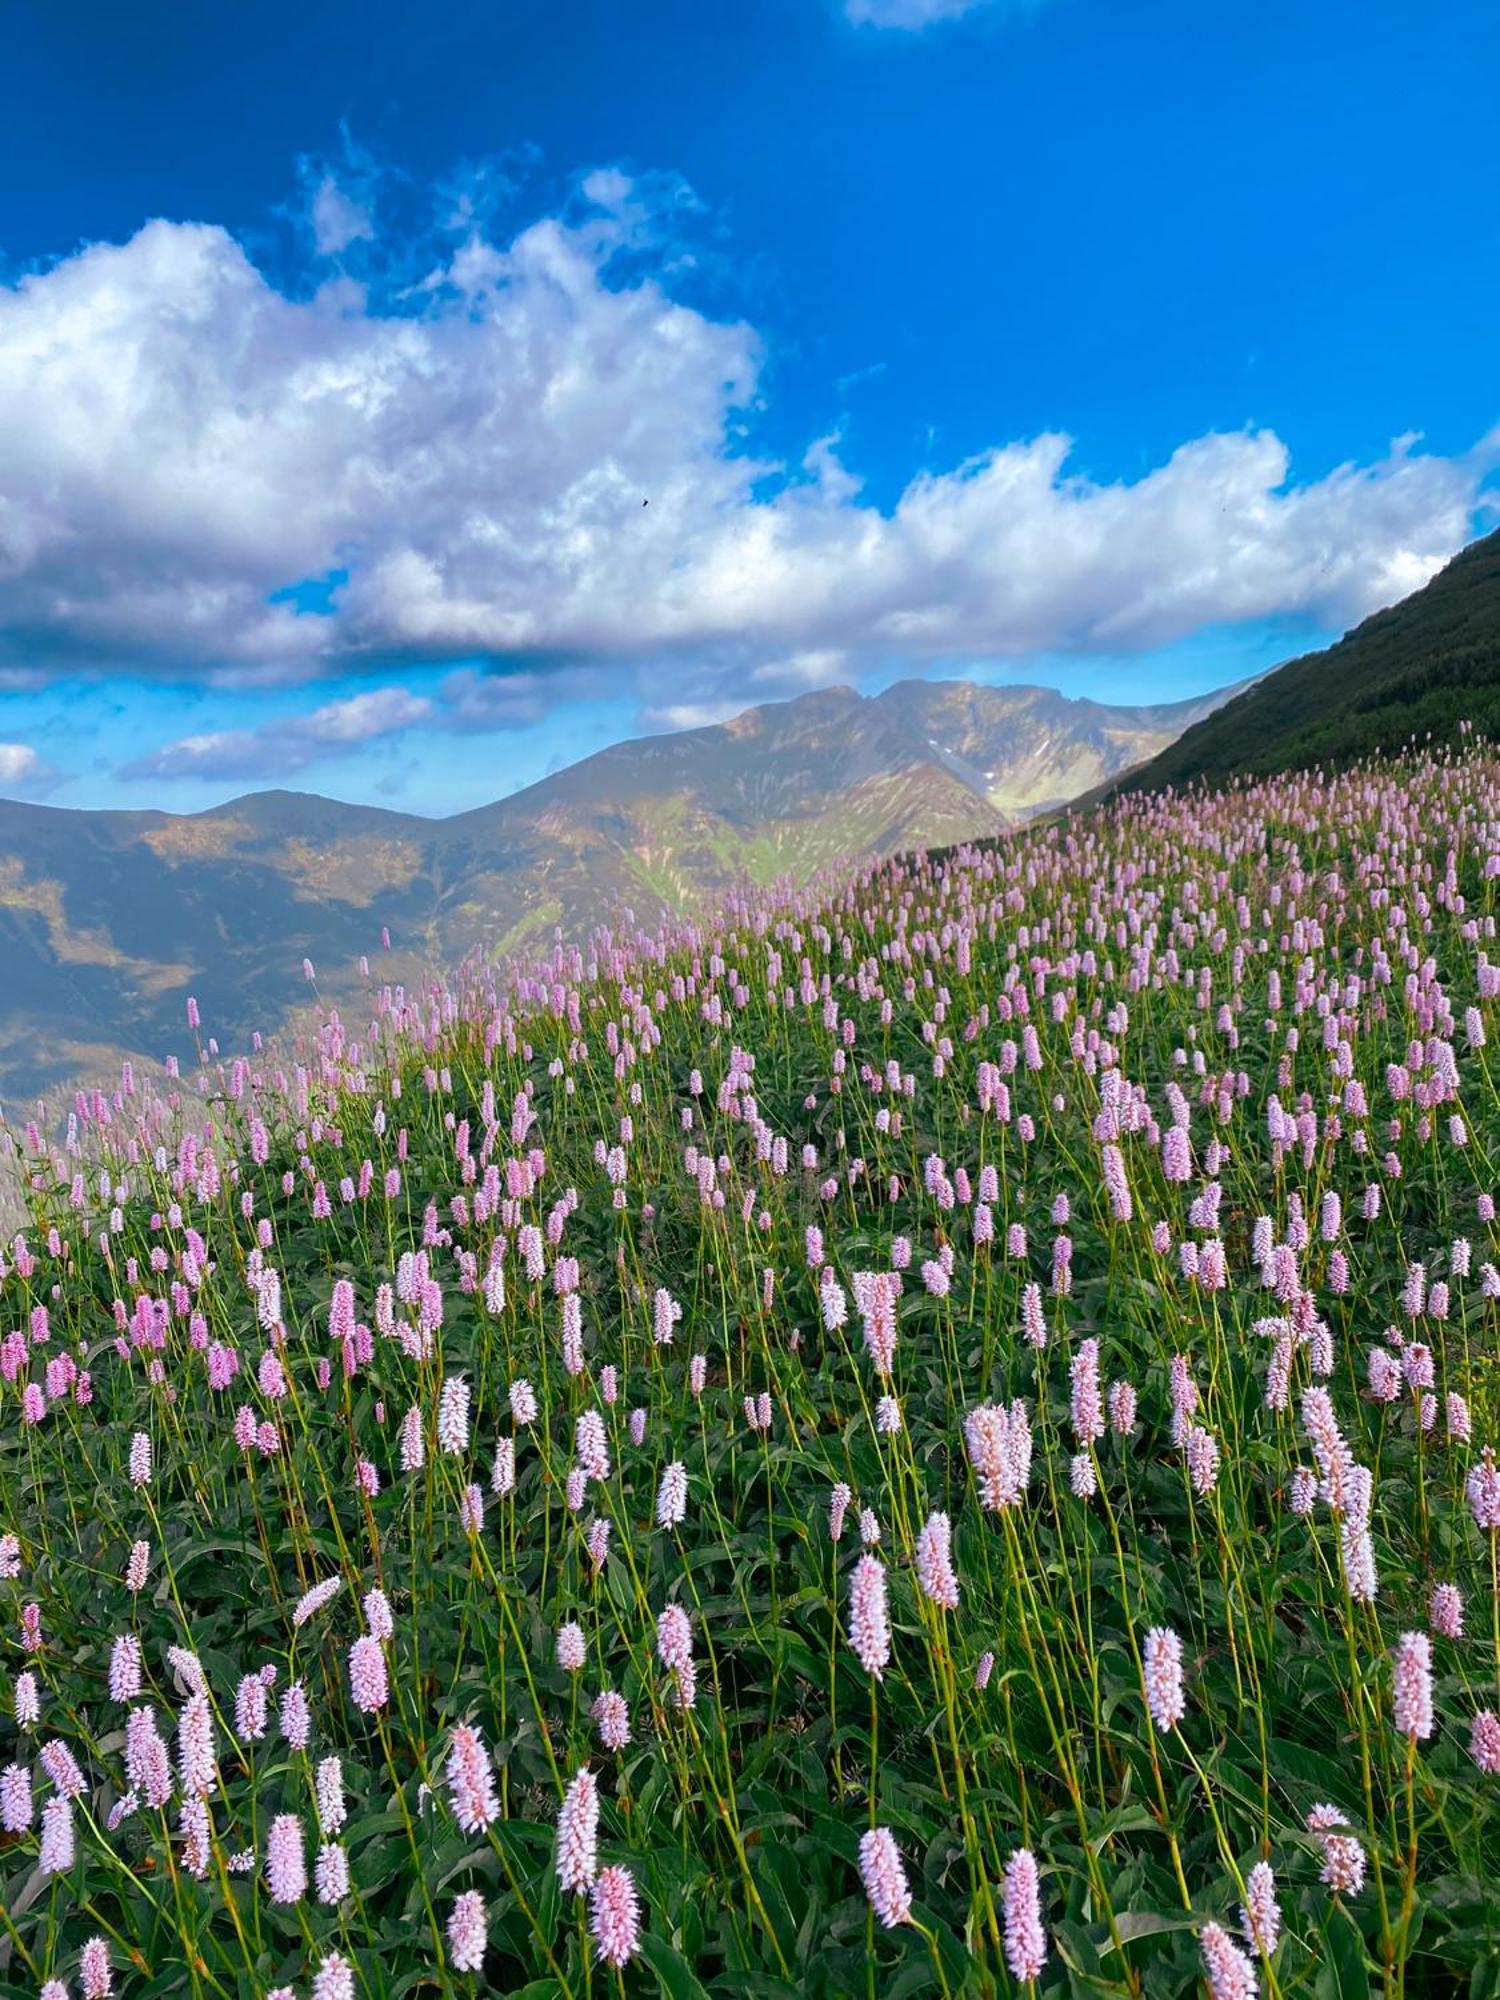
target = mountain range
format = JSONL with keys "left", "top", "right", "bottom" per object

{"left": 0, "top": 678, "right": 1233, "bottom": 1107}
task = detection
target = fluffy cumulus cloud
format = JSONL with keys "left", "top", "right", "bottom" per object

{"left": 122, "top": 689, "right": 432, "bottom": 781}
{"left": 0, "top": 165, "right": 1495, "bottom": 728}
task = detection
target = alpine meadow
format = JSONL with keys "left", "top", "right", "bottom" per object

{"left": 6, "top": 5, "right": 1500, "bottom": 1998}
{"left": 3, "top": 740, "right": 1500, "bottom": 1998}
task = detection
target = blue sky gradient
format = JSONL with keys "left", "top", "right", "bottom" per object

{"left": 1, "top": 0, "right": 1496, "bottom": 813}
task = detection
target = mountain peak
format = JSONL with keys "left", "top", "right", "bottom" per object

{"left": 720, "top": 683, "right": 864, "bottom": 734}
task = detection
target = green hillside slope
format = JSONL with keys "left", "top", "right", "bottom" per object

{"left": 1117, "top": 525, "right": 1500, "bottom": 792}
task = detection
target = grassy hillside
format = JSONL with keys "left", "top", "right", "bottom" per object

{"left": 1117, "top": 525, "right": 1500, "bottom": 792}
{"left": 3, "top": 743, "right": 1499, "bottom": 1997}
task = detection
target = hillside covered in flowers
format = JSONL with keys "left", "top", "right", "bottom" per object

{"left": 2, "top": 743, "right": 1500, "bottom": 1999}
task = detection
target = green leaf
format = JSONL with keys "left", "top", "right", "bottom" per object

{"left": 640, "top": 1933, "right": 718, "bottom": 2000}
{"left": 1314, "top": 1905, "right": 1373, "bottom": 2000}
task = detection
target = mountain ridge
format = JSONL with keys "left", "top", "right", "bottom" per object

{"left": 0, "top": 676, "right": 1237, "bottom": 1106}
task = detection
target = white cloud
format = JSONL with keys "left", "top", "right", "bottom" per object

{"left": 0, "top": 168, "right": 1494, "bottom": 716}
{"left": 302, "top": 687, "right": 431, "bottom": 743}
{"left": 311, "top": 175, "right": 375, "bottom": 257}
{"left": 0, "top": 742, "right": 46, "bottom": 787}
{"left": 124, "top": 687, "right": 432, "bottom": 781}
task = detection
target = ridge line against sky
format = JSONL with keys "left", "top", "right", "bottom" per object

{"left": 0, "top": 673, "right": 1248, "bottom": 828}
{"left": 1, "top": 0, "right": 1497, "bottom": 816}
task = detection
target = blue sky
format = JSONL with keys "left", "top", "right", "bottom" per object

{"left": 1, "top": 0, "right": 1496, "bottom": 815}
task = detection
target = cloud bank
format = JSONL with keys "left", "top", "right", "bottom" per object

{"left": 1, "top": 167, "right": 1494, "bottom": 717}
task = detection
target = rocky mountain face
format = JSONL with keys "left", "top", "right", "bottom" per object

{"left": 0, "top": 677, "right": 1231, "bottom": 1105}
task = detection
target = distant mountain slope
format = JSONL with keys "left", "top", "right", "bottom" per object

{"left": 0, "top": 677, "right": 1233, "bottom": 1105}
{"left": 1116, "top": 527, "right": 1500, "bottom": 795}
{"left": 869, "top": 680, "right": 1234, "bottom": 817}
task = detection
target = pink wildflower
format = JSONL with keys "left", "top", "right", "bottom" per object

{"left": 1240, "top": 1861, "right": 1280, "bottom": 1956}
{"left": 914, "top": 1511, "right": 959, "bottom": 1610}
{"left": 347, "top": 1635, "right": 388, "bottom": 1714}
{"left": 848, "top": 1554, "right": 891, "bottom": 1678}
{"left": 1392, "top": 1631, "right": 1434, "bottom": 1740}
{"left": 265, "top": 1812, "right": 306, "bottom": 1903}
{"left": 448, "top": 1889, "right": 488, "bottom": 1973}
{"left": 858, "top": 1826, "right": 912, "bottom": 1927}
{"left": 1200, "top": 1921, "right": 1257, "bottom": 1999}
{"left": 446, "top": 1724, "right": 499, "bottom": 1833}
{"left": 556, "top": 1767, "right": 599, "bottom": 1894}
{"left": 1002, "top": 1846, "right": 1047, "bottom": 1981}
{"left": 1142, "top": 1626, "right": 1185, "bottom": 1732}
{"left": 590, "top": 1864, "right": 642, "bottom": 1969}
